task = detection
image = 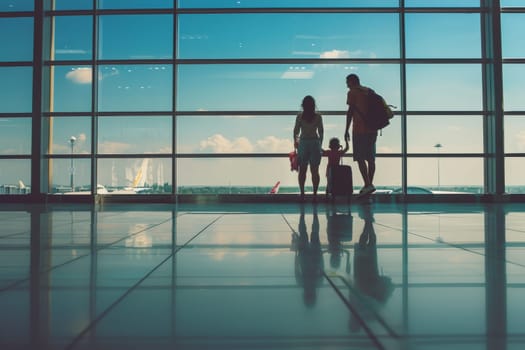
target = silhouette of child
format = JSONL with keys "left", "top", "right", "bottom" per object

{"left": 322, "top": 137, "right": 349, "bottom": 194}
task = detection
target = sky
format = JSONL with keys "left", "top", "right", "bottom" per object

{"left": 0, "top": 3, "right": 524, "bottom": 191}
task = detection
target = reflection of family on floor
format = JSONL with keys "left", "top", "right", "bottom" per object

{"left": 292, "top": 203, "right": 394, "bottom": 329}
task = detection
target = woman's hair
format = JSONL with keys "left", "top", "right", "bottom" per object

{"left": 301, "top": 95, "right": 316, "bottom": 122}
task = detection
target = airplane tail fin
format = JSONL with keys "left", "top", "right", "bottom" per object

{"left": 269, "top": 181, "right": 280, "bottom": 194}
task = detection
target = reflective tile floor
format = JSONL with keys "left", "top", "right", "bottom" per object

{"left": 1, "top": 201, "right": 525, "bottom": 350}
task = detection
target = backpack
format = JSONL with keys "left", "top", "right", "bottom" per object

{"left": 362, "top": 89, "right": 395, "bottom": 132}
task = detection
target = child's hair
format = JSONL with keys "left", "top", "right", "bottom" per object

{"left": 329, "top": 137, "right": 341, "bottom": 150}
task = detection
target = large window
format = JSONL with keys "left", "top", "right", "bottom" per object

{"left": 0, "top": 2, "right": 522, "bottom": 197}
{"left": 502, "top": 9, "right": 525, "bottom": 193}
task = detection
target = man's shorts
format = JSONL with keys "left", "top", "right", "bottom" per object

{"left": 352, "top": 133, "right": 377, "bottom": 162}
{"left": 297, "top": 138, "right": 322, "bottom": 167}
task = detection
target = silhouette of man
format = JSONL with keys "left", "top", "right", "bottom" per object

{"left": 348, "top": 204, "right": 393, "bottom": 332}
{"left": 344, "top": 74, "right": 377, "bottom": 195}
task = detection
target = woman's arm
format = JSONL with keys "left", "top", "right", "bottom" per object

{"left": 293, "top": 115, "right": 301, "bottom": 148}
{"left": 318, "top": 114, "right": 324, "bottom": 145}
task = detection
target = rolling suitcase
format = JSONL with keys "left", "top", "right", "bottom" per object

{"left": 327, "top": 164, "right": 353, "bottom": 203}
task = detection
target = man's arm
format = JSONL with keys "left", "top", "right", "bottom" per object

{"left": 342, "top": 139, "right": 349, "bottom": 153}
{"left": 344, "top": 106, "right": 352, "bottom": 142}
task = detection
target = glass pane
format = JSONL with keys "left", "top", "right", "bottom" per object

{"left": 0, "top": 18, "right": 33, "bottom": 62}
{"left": 504, "top": 115, "right": 525, "bottom": 154}
{"left": 46, "top": 117, "right": 92, "bottom": 155}
{"left": 49, "top": 158, "right": 91, "bottom": 193}
{"left": 405, "top": 0, "right": 480, "bottom": 6}
{"left": 503, "top": 64, "right": 525, "bottom": 112}
{"left": 178, "top": 0, "right": 397, "bottom": 8}
{"left": 177, "top": 158, "right": 401, "bottom": 193}
{"left": 0, "top": 118, "right": 31, "bottom": 155}
{"left": 406, "top": 64, "right": 482, "bottom": 111}
{"left": 505, "top": 157, "right": 525, "bottom": 193}
{"left": 405, "top": 14, "right": 480, "bottom": 58}
{"left": 0, "top": 160, "right": 30, "bottom": 194}
{"left": 177, "top": 116, "right": 295, "bottom": 154}
{"left": 502, "top": 14, "right": 525, "bottom": 58}
{"left": 52, "top": 0, "right": 92, "bottom": 10}
{"left": 0, "top": 67, "right": 32, "bottom": 113}
{"left": 177, "top": 158, "right": 302, "bottom": 192}
{"left": 97, "top": 158, "right": 172, "bottom": 194}
{"left": 377, "top": 115, "right": 401, "bottom": 154}
{"left": 407, "top": 116, "right": 483, "bottom": 153}
{"left": 98, "top": 15, "right": 173, "bottom": 60}
{"left": 178, "top": 115, "right": 401, "bottom": 155}
{"left": 408, "top": 211, "right": 485, "bottom": 246}
{"left": 98, "top": 64, "right": 172, "bottom": 112}
{"left": 0, "top": 0, "right": 33, "bottom": 11}
{"left": 51, "top": 16, "right": 92, "bottom": 61}
{"left": 97, "top": 0, "right": 173, "bottom": 9}
{"left": 501, "top": 0, "right": 525, "bottom": 7}
{"left": 177, "top": 64, "right": 400, "bottom": 111}
{"left": 363, "top": 158, "right": 401, "bottom": 191}
{"left": 178, "top": 13, "right": 399, "bottom": 59}
{"left": 98, "top": 116, "right": 172, "bottom": 154}
{"left": 407, "top": 158, "right": 483, "bottom": 193}
{"left": 47, "top": 65, "right": 92, "bottom": 112}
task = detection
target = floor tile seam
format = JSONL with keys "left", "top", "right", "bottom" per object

{"left": 0, "top": 231, "right": 31, "bottom": 239}
{"left": 327, "top": 273, "right": 399, "bottom": 337}
{"left": 63, "top": 252, "right": 175, "bottom": 350}
{"left": 0, "top": 215, "right": 180, "bottom": 293}
{"left": 375, "top": 221, "right": 525, "bottom": 269}
{"left": 94, "top": 216, "right": 175, "bottom": 250}
{"left": 173, "top": 214, "right": 226, "bottom": 254}
{"left": 65, "top": 215, "right": 226, "bottom": 348}
{"left": 0, "top": 252, "right": 93, "bottom": 293}
{"left": 323, "top": 273, "right": 392, "bottom": 350}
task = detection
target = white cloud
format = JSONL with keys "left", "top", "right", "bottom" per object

{"left": 77, "top": 133, "right": 87, "bottom": 142}
{"left": 65, "top": 67, "right": 92, "bottom": 84}
{"left": 200, "top": 134, "right": 254, "bottom": 153}
{"left": 199, "top": 134, "right": 293, "bottom": 153}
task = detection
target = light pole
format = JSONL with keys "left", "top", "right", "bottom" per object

{"left": 69, "top": 136, "right": 76, "bottom": 191}
{"left": 434, "top": 143, "right": 442, "bottom": 189}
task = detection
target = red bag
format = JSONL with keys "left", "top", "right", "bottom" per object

{"left": 289, "top": 150, "right": 298, "bottom": 172}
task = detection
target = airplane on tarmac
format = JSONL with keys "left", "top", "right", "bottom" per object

{"left": 63, "top": 159, "right": 151, "bottom": 195}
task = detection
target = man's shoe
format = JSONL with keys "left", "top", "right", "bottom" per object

{"left": 362, "top": 185, "right": 376, "bottom": 194}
